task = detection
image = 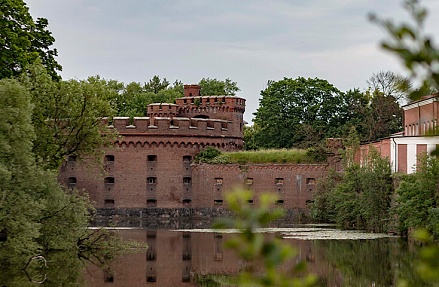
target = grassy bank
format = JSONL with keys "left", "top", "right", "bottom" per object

{"left": 196, "top": 147, "right": 323, "bottom": 164}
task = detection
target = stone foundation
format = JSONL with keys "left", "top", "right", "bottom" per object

{"left": 90, "top": 208, "right": 311, "bottom": 229}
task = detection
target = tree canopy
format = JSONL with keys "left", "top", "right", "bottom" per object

{"left": 199, "top": 77, "right": 239, "bottom": 96}
{"left": 367, "top": 71, "right": 411, "bottom": 105}
{"left": 0, "top": 0, "right": 61, "bottom": 79}
{"left": 19, "top": 62, "right": 116, "bottom": 169}
{"left": 253, "top": 77, "right": 348, "bottom": 149}
{"left": 0, "top": 78, "right": 92, "bottom": 267}
{"left": 251, "top": 77, "right": 403, "bottom": 149}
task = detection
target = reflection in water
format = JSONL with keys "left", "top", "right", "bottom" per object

{"left": 80, "top": 229, "right": 428, "bottom": 287}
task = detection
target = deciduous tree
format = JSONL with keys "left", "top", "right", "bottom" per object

{"left": 0, "top": 0, "right": 61, "bottom": 79}
{"left": 19, "top": 62, "right": 116, "bottom": 169}
{"left": 253, "top": 77, "right": 346, "bottom": 149}
{"left": 367, "top": 71, "right": 411, "bottom": 105}
{"left": 199, "top": 77, "right": 239, "bottom": 96}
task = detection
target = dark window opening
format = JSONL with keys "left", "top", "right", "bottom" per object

{"left": 183, "top": 155, "right": 192, "bottom": 162}
{"left": 68, "top": 155, "right": 77, "bottom": 162}
{"left": 306, "top": 178, "right": 316, "bottom": 185}
{"left": 183, "top": 233, "right": 191, "bottom": 239}
{"left": 105, "top": 155, "right": 115, "bottom": 162}
{"left": 147, "top": 231, "right": 157, "bottom": 238}
{"left": 68, "top": 177, "right": 77, "bottom": 184}
{"left": 183, "top": 199, "right": 192, "bottom": 204}
{"left": 147, "top": 177, "right": 157, "bottom": 184}
{"left": 275, "top": 178, "right": 284, "bottom": 185}
{"left": 183, "top": 177, "right": 191, "bottom": 185}
{"left": 104, "top": 199, "right": 114, "bottom": 207}
{"left": 146, "top": 252, "right": 156, "bottom": 261}
{"left": 182, "top": 252, "right": 191, "bottom": 261}
{"left": 147, "top": 276, "right": 156, "bottom": 283}
{"left": 182, "top": 275, "right": 190, "bottom": 283}
{"left": 147, "top": 199, "right": 157, "bottom": 207}
{"left": 276, "top": 200, "right": 284, "bottom": 205}
{"left": 147, "top": 155, "right": 157, "bottom": 161}
{"left": 214, "top": 200, "right": 223, "bottom": 205}
{"left": 247, "top": 200, "right": 254, "bottom": 204}
{"left": 105, "top": 177, "right": 115, "bottom": 184}
{"left": 104, "top": 271, "right": 114, "bottom": 283}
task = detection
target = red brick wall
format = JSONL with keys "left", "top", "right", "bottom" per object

{"left": 398, "top": 144, "right": 407, "bottom": 173}
{"left": 358, "top": 139, "right": 391, "bottom": 162}
{"left": 404, "top": 97, "right": 439, "bottom": 136}
{"left": 191, "top": 164, "right": 326, "bottom": 209}
{"left": 60, "top": 152, "right": 327, "bottom": 210}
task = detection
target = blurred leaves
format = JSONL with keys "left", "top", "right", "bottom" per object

{"left": 214, "top": 188, "right": 316, "bottom": 287}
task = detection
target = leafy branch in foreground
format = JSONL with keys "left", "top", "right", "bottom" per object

{"left": 369, "top": 0, "right": 439, "bottom": 100}
{"left": 214, "top": 189, "right": 316, "bottom": 287}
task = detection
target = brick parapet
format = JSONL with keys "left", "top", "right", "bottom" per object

{"left": 107, "top": 117, "right": 241, "bottom": 139}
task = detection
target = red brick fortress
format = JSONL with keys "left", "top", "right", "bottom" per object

{"left": 59, "top": 85, "right": 329, "bottom": 217}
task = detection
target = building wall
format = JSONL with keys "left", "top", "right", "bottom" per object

{"left": 60, "top": 151, "right": 327, "bottom": 209}
{"left": 192, "top": 164, "right": 325, "bottom": 210}
{"left": 357, "top": 95, "right": 439, "bottom": 174}
{"left": 403, "top": 95, "right": 439, "bottom": 136}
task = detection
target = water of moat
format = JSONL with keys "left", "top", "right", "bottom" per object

{"left": 5, "top": 223, "right": 433, "bottom": 287}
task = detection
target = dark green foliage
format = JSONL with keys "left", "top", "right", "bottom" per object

{"left": 19, "top": 63, "right": 116, "bottom": 169}
{"left": 311, "top": 147, "right": 393, "bottom": 233}
{"left": 314, "top": 238, "right": 428, "bottom": 287}
{"left": 395, "top": 156, "right": 439, "bottom": 239}
{"left": 371, "top": 2, "right": 439, "bottom": 284}
{"left": 366, "top": 90, "right": 403, "bottom": 141}
{"left": 195, "top": 146, "right": 222, "bottom": 163}
{"left": 102, "top": 76, "right": 239, "bottom": 117}
{"left": 199, "top": 77, "right": 239, "bottom": 96}
{"left": 214, "top": 189, "right": 317, "bottom": 287}
{"left": 0, "top": 78, "right": 91, "bottom": 264}
{"left": 0, "top": 0, "right": 61, "bottom": 79}
{"left": 243, "top": 124, "right": 259, "bottom": 150}
{"left": 252, "top": 78, "right": 403, "bottom": 150}
{"left": 109, "top": 76, "right": 183, "bottom": 117}
{"left": 253, "top": 77, "right": 346, "bottom": 149}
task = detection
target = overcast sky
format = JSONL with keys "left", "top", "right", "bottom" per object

{"left": 26, "top": 0, "right": 439, "bottom": 123}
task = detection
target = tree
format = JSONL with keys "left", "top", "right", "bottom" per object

{"left": 367, "top": 71, "right": 411, "bottom": 105}
{"left": 144, "top": 75, "right": 170, "bottom": 93}
{"left": 0, "top": 0, "right": 61, "bottom": 79}
{"left": 395, "top": 155, "right": 439, "bottom": 239}
{"left": 0, "top": 78, "right": 94, "bottom": 268}
{"left": 19, "top": 62, "right": 116, "bottom": 169}
{"left": 253, "top": 77, "right": 346, "bottom": 149}
{"left": 312, "top": 145, "right": 393, "bottom": 232}
{"left": 0, "top": 78, "right": 42, "bottom": 264}
{"left": 366, "top": 90, "right": 403, "bottom": 141}
{"left": 111, "top": 77, "right": 184, "bottom": 117}
{"left": 199, "top": 77, "right": 240, "bottom": 96}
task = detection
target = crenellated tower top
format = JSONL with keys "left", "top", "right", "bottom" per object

{"left": 183, "top": 84, "right": 201, "bottom": 97}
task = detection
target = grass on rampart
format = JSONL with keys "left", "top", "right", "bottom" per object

{"left": 197, "top": 147, "right": 323, "bottom": 164}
